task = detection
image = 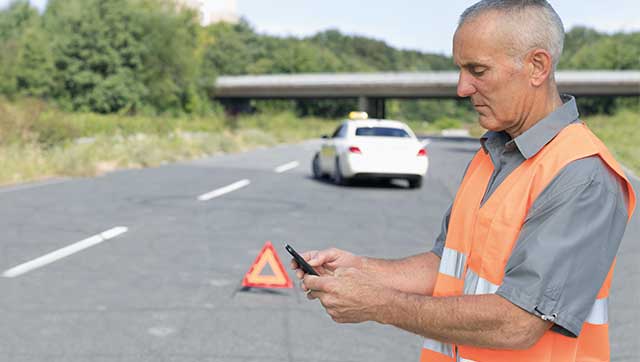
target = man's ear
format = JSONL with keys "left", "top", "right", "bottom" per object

{"left": 527, "top": 49, "right": 553, "bottom": 87}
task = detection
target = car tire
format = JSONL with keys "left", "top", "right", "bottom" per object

{"left": 408, "top": 176, "right": 422, "bottom": 189}
{"left": 334, "top": 158, "right": 350, "bottom": 186}
{"left": 312, "top": 153, "right": 323, "bottom": 179}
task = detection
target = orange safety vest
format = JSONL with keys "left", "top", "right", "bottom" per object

{"left": 420, "top": 123, "right": 636, "bottom": 362}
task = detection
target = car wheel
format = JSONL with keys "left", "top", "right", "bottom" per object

{"left": 408, "top": 176, "right": 422, "bottom": 189}
{"left": 334, "top": 158, "right": 350, "bottom": 186}
{"left": 312, "top": 153, "right": 323, "bottom": 179}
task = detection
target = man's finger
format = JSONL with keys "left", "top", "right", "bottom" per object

{"left": 305, "top": 249, "right": 338, "bottom": 267}
{"left": 306, "top": 289, "right": 318, "bottom": 300}
{"left": 306, "top": 289, "right": 325, "bottom": 300}
{"left": 302, "top": 274, "right": 323, "bottom": 292}
{"left": 300, "top": 250, "right": 318, "bottom": 263}
{"left": 301, "top": 278, "right": 317, "bottom": 300}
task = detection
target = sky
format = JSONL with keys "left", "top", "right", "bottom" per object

{"left": 4, "top": 0, "right": 640, "bottom": 55}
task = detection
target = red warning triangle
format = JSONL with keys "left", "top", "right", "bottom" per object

{"left": 242, "top": 241, "right": 293, "bottom": 289}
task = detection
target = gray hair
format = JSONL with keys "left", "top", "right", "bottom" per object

{"left": 458, "top": 0, "right": 565, "bottom": 70}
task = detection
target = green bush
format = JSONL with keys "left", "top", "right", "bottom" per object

{"left": 432, "top": 117, "right": 463, "bottom": 130}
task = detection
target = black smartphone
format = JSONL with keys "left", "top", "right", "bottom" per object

{"left": 285, "top": 243, "right": 319, "bottom": 276}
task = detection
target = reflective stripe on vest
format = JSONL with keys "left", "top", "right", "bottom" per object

{"left": 458, "top": 358, "right": 478, "bottom": 362}
{"left": 440, "top": 247, "right": 467, "bottom": 279}
{"left": 463, "top": 268, "right": 500, "bottom": 295}
{"left": 423, "top": 338, "right": 454, "bottom": 358}
{"left": 586, "top": 297, "right": 608, "bottom": 325}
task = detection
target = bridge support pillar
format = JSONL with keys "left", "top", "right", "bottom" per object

{"left": 358, "top": 96, "right": 386, "bottom": 119}
{"left": 219, "top": 98, "right": 252, "bottom": 116}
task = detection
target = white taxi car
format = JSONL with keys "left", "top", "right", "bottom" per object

{"left": 312, "top": 113, "right": 428, "bottom": 188}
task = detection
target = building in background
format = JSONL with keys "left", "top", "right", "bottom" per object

{"left": 177, "top": 0, "right": 239, "bottom": 25}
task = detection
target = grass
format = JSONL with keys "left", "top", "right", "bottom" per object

{"left": 0, "top": 98, "right": 340, "bottom": 185}
{"left": 584, "top": 108, "right": 640, "bottom": 176}
{"left": 0, "top": 97, "right": 637, "bottom": 185}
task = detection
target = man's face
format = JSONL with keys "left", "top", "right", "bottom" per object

{"left": 453, "top": 12, "right": 533, "bottom": 132}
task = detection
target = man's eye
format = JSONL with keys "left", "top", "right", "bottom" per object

{"left": 470, "top": 68, "right": 486, "bottom": 76}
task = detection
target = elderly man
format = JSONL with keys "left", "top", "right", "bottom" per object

{"left": 292, "top": 1, "right": 636, "bottom": 361}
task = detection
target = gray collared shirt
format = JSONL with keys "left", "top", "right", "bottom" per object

{"left": 431, "top": 95, "right": 630, "bottom": 337}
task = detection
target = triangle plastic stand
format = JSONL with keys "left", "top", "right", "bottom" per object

{"left": 241, "top": 241, "right": 293, "bottom": 289}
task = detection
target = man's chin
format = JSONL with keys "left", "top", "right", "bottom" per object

{"left": 477, "top": 115, "right": 500, "bottom": 131}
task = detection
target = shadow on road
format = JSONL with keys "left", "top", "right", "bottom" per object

{"left": 305, "top": 175, "right": 416, "bottom": 190}
{"left": 233, "top": 286, "right": 291, "bottom": 297}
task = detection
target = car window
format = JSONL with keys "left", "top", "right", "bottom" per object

{"left": 355, "top": 127, "right": 410, "bottom": 138}
{"left": 331, "top": 125, "right": 344, "bottom": 138}
{"left": 337, "top": 125, "right": 349, "bottom": 138}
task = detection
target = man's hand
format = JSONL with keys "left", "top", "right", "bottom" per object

{"left": 302, "top": 267, "right": 388, "bottom": 324}
{"left": 290, "top": 248, "right": 363, "bottom": 280}
{"left": 290, "top": 248, "right": 389, "bottom": 324}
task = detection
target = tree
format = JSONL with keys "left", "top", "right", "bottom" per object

{"left": 560, "top": 29, "right": 640, "bottom": 114}
{"left": 201, "top": 20, "right": 258, "bottom": 76}
{"left": 0, "top": 0, "right": 40, "bottom": 96}
{"left": 558, "top": 26, "right": 604, "bottom": 69}
{"left": 41, "top": 0, "right": 205, "bottom": 114}
{"left": 15, "top": 24, "right": 55, "bottom": 97}
{"left": 567, "top": 32, "right": 640, "bottom": 70}
{"left": 136, "top": 0, "right": 205, "bottom": 114}
{"left": 43, "top": 0, "right": 147, "bottom": 112}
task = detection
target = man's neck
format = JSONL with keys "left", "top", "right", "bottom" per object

{"left": 506, "top": 87, "right": 563, "bottom": 139}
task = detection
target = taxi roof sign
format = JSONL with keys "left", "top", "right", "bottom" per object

{"left": 349, "top": 111, "right": 368, "bottom": 120}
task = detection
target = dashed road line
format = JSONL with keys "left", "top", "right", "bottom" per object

{"left": 274, "top": 161, "right": 300, "bottom": 173}
{"left": 2, "top": 226, "right": 128, "bottom": 278}
{"left": 197, "top": 179, "right": 251, "bottom": 201}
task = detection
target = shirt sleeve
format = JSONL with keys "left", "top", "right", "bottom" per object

{"left": 495, "top": 156, "right": 630, "bottom": 337}
{"left": 430, "top": 203, "right": 452, "bottom": 258}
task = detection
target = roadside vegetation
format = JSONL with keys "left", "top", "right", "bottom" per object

{"left": 0, "top": 0, "right": 637, "bottom": 184}
{"left": 0, "top": 98, "right": 342, "bottom": 184}
{"left": 585, "top": 107, "right": 640, "bottom": 176}
{"left": 1, "top": 98, "right": 637, "bottom": 185}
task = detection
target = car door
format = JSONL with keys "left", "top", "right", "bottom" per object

{"left": 321, "top": 123, "right": 346, "bottom": 173}
{"left": 331, "top": 124, "right": 350, "bottom": 175}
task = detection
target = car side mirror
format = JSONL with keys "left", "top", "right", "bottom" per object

{"left": 321, "top": 135, "right": 329, "bottom": 139}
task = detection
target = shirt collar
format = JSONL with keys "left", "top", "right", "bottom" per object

{"left": 480, "top": 130, "right": 508, "bottom": 154}
{"left": 480, "top": 94, "right": 579, "bottom": 159}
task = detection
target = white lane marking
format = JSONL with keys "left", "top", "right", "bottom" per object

{"left": 148, "top": 326, "right": 176, "bottom": 337}
{"left": 197, "top": 179, "right": 250, "bottom": 201}
{"left": 274, "top": 161, "right": 300, "bottom": 173}
{"left": 209, "top": 279, "right": 232, "bottom": 287}
{"left": 2, "top": 227, "right": 128, "bottom": 278}
{"left": 0, "top": 178, "right": 69, "bottom": 194}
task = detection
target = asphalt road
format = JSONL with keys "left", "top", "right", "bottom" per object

{"left": 0, "top": 138, "right": 637, "bottom": 362}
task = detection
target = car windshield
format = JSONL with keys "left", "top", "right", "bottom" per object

{"left": 355, "top": 127, "right": 410, "bottom": 138}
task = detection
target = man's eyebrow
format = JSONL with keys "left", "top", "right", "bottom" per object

{"left": 460, "top": 62, "right": 488, "bottom": 69}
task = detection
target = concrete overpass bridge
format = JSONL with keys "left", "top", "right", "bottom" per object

{"left": 211, "top": 71, "right": 640, "bottom": 118}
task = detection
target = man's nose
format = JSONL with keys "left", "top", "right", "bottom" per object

{"left": 457, "top": 71, "right": 476, "bottom": 97}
